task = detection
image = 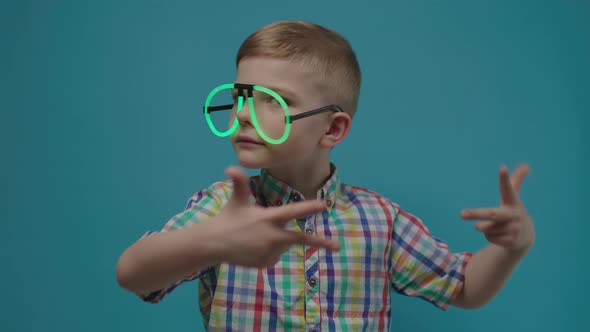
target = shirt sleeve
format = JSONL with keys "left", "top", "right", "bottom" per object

{"left": 138, "top": 181, "right": 231, "bottom": 304}
{"left": 389, "top": 204, "right": 472, "bottom": 310}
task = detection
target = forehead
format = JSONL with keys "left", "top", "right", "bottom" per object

{"left": 236, "top": 56, "right": 324, "bottom": 103}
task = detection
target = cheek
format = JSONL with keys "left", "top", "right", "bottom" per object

{"left": 284, "top": 126, "right": 323, "bottom": 150}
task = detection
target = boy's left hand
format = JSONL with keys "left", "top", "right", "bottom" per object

{"left": 460, "top": 164, "right": 535, "bottom": 252}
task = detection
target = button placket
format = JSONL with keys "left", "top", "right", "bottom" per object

{"left": 303, "top": 204, "right": 322, "bottom": 326}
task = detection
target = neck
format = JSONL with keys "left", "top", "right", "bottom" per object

{"left": 265, "top": 159, "right": 332, "bottom": 200}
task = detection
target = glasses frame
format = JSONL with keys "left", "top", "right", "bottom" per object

{"left": 203, "top": 83, "right": 343, "bottom": 144}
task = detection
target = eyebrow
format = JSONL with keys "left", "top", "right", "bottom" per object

{"left": 264, "top": 85, "right": 300, "bottom": 100}
{"left": 234, "top": 82, "right": 300, "bottom": 101}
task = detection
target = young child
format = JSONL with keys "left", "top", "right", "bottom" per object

{"left": 117, "top": 20, "right": 535, "bottom": 331}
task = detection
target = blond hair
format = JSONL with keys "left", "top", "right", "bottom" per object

{"left": 236, "top": 20, "right": 362, "bottom": 117}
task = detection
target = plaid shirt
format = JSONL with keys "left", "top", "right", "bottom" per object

{"left": 139, "top": 164, "right": 472, "bottom": 331}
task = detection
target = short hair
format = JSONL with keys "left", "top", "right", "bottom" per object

{"left": 236, "top": 20, "right": 362, "bottom": 117}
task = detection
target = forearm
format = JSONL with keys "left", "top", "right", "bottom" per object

{"left": 116, "top": 220, "right": 222, "bottom": 295}
{"left": 452, "top": 243, "right": 529, "bottom": 309}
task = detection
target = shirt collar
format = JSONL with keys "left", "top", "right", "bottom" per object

{"left": 254, "top": 163, "right": 340, "bottom": 212}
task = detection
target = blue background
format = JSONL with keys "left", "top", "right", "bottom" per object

{"left": 2, "top": 0, "right": 588, "bottom": 331}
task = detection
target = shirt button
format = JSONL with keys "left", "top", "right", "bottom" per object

{"left": 308, "top": 277, "right": 317, "bottom": 287}
{"left": 276, "top": 200, "right": 282, "bottom": 206}
{"left": 326, "top": 199, "right": 332, "bottom": 208}
{"left": 293, "top": 194, "right": 302, "bottom": 201}
{"left": 305, "top": 228, "right": 313, "bottom": 235}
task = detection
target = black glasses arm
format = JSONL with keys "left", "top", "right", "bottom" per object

{"left": 290, "top": 104, "right": 344, "bottom": 122}
{"left": 204, "top": 104, "right": 234, "bottom": 113}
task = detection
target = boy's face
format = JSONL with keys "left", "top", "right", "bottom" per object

{"left": 230, "top": 56, "right": 334, "bottom": 170}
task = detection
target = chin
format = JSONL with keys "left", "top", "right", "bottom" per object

{"left": 237, "top": 160, "right": 263, "bottom": 169}
{"left": 235, "top": 152, "right": 269, "bottom": 169}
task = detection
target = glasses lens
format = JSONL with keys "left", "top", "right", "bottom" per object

{"left": 204, "top": 87, "right": 236, "bottom": 135}
{"left": 249, "top": 89, "right": 288, "bottom": 142}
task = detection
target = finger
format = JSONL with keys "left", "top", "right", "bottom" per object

{"left": 285, "top": 231, "right": 340, "bottom": 251}
{"left": 267, "top": 200, "right": 326, "bottom": 226}
{"left": 474, "top": 220, "right": 494, "bottom": 232}
{"left": 475, "top": 220, "right": 508, "bottom": 235}
{"left": 484, "top": 233, "right": 514, "bottom": 247}
{"left": 510, "top": 164, "right": 530, "bottom": 192}
{"left": 499, "top": 165, "right": 518, "bottom": 205}
{"left": 225, "top": 166, "right": 251, "bottom": 206}
{"left": 461, "top": 207, "right": 513, "bottom": 222}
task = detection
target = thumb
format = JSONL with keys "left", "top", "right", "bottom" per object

{"left": 225, "top": 166, "right": 251, "bottom": 207}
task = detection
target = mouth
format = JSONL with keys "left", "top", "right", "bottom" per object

{"left": 235, "top": 135, "right": 263, "bottom": 145}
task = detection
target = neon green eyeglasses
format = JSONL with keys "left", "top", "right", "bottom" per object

{"left": 203, "top": 83, "right": 343, "bottom": 144}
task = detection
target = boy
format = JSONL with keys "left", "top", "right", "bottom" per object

{"left": 117, "top": 20, "right": 535, "bottom": 331}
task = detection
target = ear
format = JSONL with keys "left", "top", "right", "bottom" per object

{"left": 319, "top": 112, "right": 352, "bottom": 148}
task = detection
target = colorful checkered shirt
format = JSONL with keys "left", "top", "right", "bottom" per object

{"left": 139, "top": 164, "right": 472, "bottom": 331}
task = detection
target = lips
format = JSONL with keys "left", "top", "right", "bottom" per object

{"left": 235, "top": 135, "right": 262, "bottom": 145}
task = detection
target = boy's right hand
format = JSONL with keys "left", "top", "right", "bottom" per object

{"left": 201, "top": 166, "right": 340, "bottom": 268}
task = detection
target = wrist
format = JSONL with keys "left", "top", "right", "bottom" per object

{"left": 184, "top": 219, "right": 226, "bottom": 266}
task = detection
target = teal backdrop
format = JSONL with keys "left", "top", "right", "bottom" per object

{"left": 2, "top": 0, "right": 588, "bottom": 331}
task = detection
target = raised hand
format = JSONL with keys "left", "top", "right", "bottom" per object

{"left": 461, "top": 164, "right": 535, "bottom": 252}
{"left": 207, "top": 166, "right": 340, "bottom": 267}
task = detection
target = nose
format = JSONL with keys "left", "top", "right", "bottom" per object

{"left": 235, "top": 96, "right": 253, "bottom": 126}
